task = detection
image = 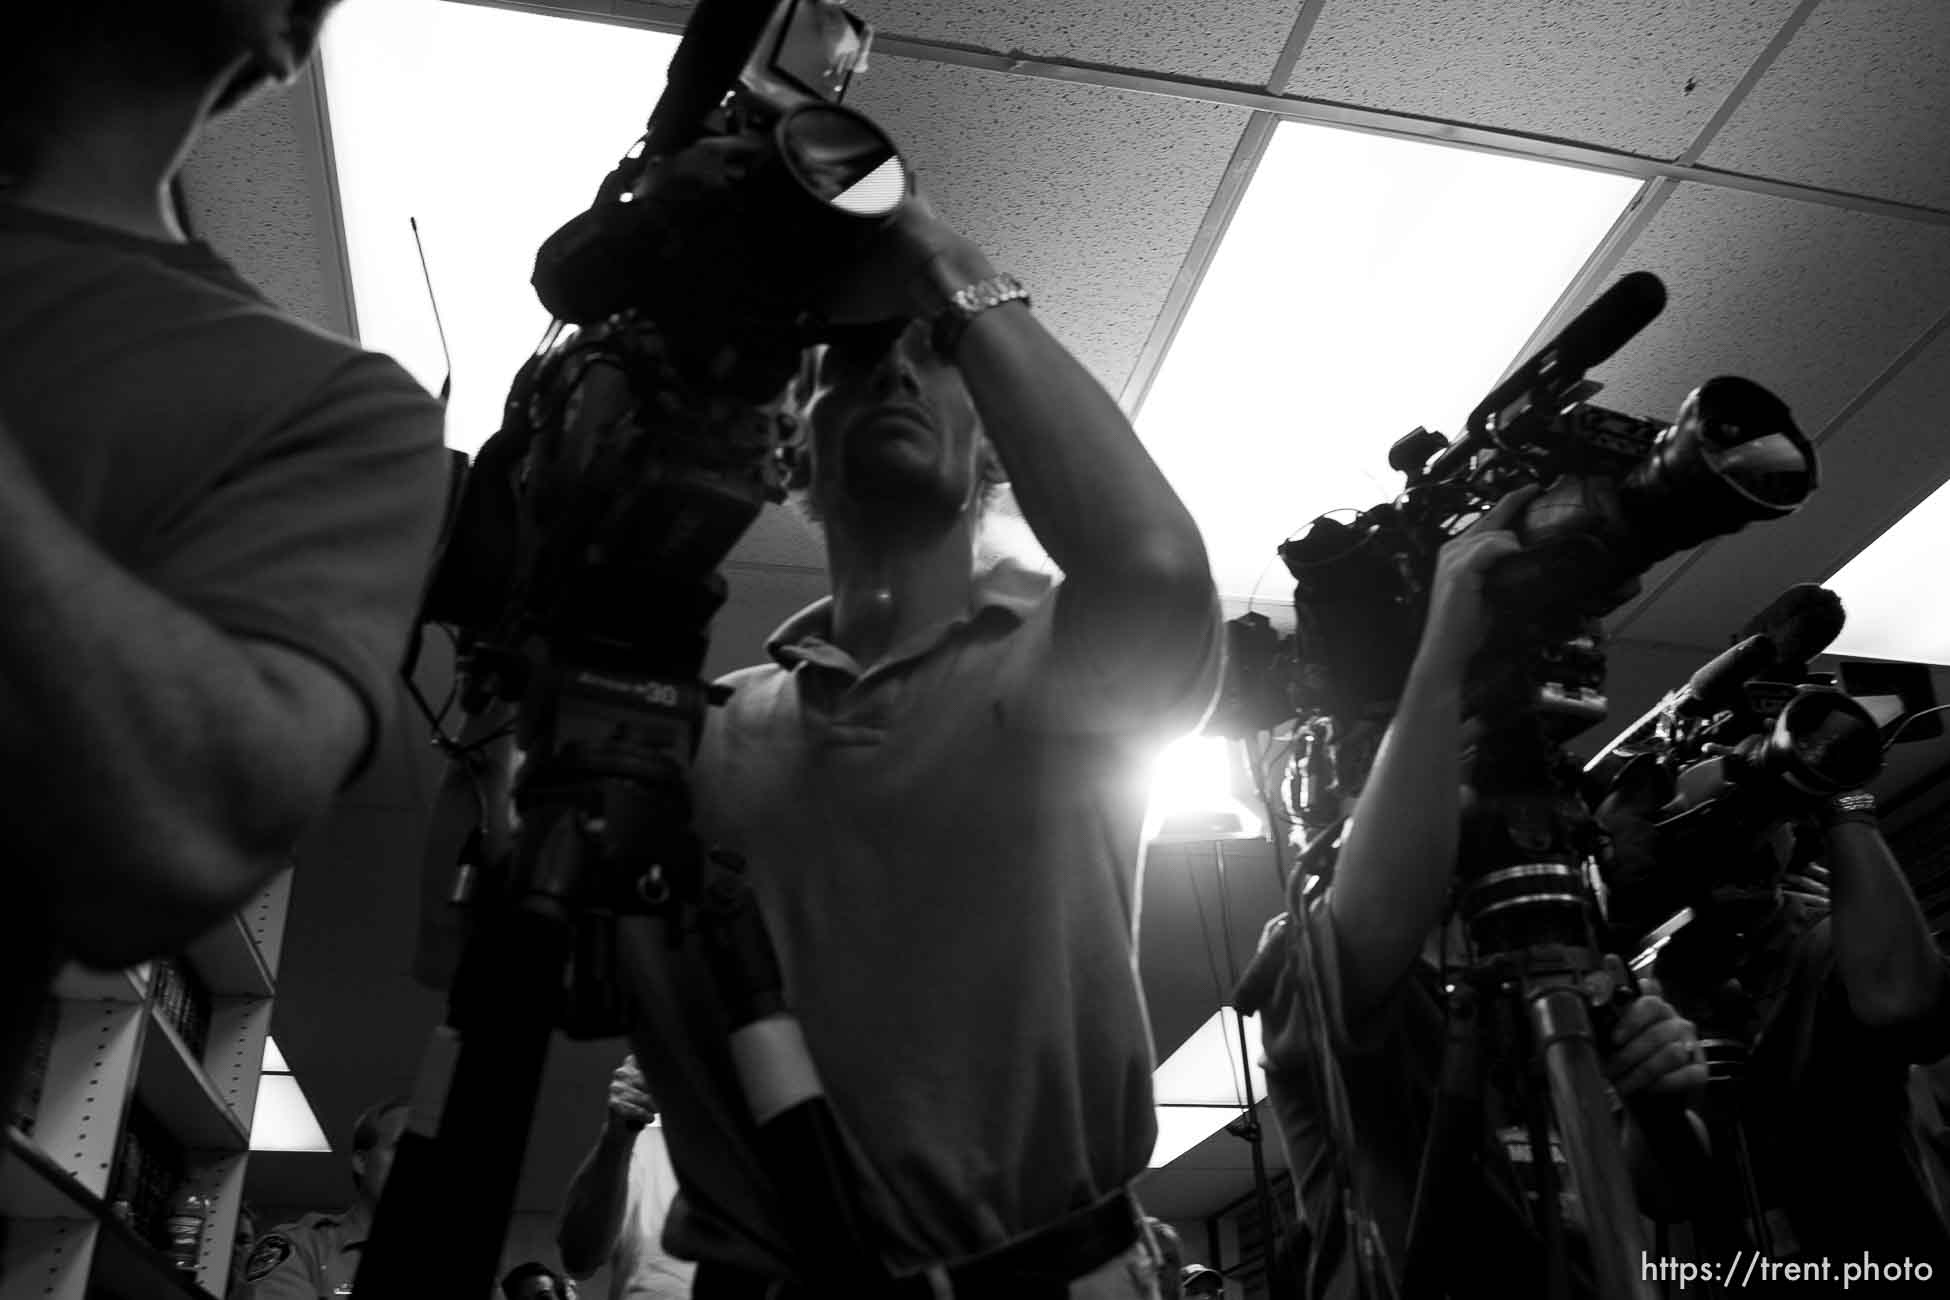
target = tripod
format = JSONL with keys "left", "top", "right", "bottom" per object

{"left": 358, "top": 588, "right": 886, "bottom": 1298}
{"left": 1398, "top": 718, "right": 1660, "bottom": 1300}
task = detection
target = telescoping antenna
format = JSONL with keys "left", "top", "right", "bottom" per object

{"left": 410, "top": 215, "right": 454, "bottom": 406}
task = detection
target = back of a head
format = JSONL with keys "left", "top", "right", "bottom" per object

{"left": 1, "top": 3, "right": 338, "bottom": 186}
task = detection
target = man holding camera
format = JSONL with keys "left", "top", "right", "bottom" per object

{"left": 612, "top": 188, "right": 1221, "bottom": 1297}
{"left": 1600, "top": 774, "right": 1950, "bottom": 1279}
{"left": 0, "top": 2, "right": 447, "bottom": 1106}
{"left": 1236, "top": 492, "right": 1708, "bottom": 1298}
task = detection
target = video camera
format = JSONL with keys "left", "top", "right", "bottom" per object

{"left": 1216, "top": 272, "right": 1820, "bottom": 804}
{"left": 418, "top": 0, "right": 908, "bottom": 691}
{"left": 1585, "top": 584, "right": 1939, "bottom": 950}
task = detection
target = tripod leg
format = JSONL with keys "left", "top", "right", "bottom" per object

{"left": 1402, "top": 985, "right": 1484, "bottom": 1298}
{"left": 356, "top": 889, "right": 573, "bottom": 1298}
{"left": 1529, "top": 985, "right": 1660, "bottom": 1300}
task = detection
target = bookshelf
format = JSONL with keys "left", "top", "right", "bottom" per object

{"left": 2, "top": 869, "right": 292, "bottom": 1299}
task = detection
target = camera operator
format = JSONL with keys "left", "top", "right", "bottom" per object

{"left": 607, "top": 188, "right": 1221, "bottom": 1296}
{"left": 1237, "top": 491, "right": 1708, "bottom": 1298}
{"left": 0, "top": 1, "right": 448, "bottom": 1104}
{"left": 1599, "top": 775, "right": 1950, "bottom": 1277}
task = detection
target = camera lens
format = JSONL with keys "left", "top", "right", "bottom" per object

{"left": 1768, "top": 688, "right": 1883, "bottom": 794}
{"left": 1622, "top": 376, "right": 1815, "bottom": 552}
{"left": 775, "top": 104, "right": 908, "bottom": 217}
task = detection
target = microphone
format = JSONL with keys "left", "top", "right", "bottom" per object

{"left": 1734, "top": 583, "right": 1845, "bottom": 676}
{"left": 1673, "top": 635, "right": 1777, "bottom": 718}
{"left": 1466, "top": 271, "right": 1668, "bottom": 436}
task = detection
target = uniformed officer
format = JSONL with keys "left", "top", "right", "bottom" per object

{"left": 240, "top": 1098, "right": 408, "bottom": 1298}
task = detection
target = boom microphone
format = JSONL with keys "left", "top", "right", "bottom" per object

{"left": 1466, "top": 271, "right": 1669, "bottom": 437}
{"left": 1673, "top": 635, "right": 1777, "bottom": 719}
{"left": 1734, "top": 583, "right": 1845, "bottom": 676}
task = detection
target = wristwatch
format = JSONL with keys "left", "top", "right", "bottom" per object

{"left": 929, "top": 272, "right": 1032, "bottom": 357}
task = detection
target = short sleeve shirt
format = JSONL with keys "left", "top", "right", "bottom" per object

{"left": 238, "top": 1206, "right": 368, "bottom": 1298}
{"left": 611, "top": 1127, "right": 696, "bottom": 1300}
{"left": 0, "top": 204, "right": 449, "bottom": 774}
{"left": 1258, "top": 903, "right": 1585, "bottom": 1299}
{"left": 618, "top": 561, "right": 1222, "bottom": 1278}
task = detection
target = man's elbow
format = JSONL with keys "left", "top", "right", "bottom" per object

{"left": 63, "top": 838, "right": 287, "bottom": 971}
{"left": 557, "top": 1226, "right": 603, "bottom": 1281}
{"left": 1848, "top": 979, "right": 1950, "bottom": 1033}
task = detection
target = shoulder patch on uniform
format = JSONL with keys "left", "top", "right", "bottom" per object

{"left": 245, "top": 1234, "right": 294, "bottom": 1281}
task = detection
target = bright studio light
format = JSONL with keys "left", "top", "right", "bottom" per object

{"left": 1146, "top": 735, "right": 1263, "bottom": 843}
{"left": 1136, "top": 120, "right": 1641, "bottom": 611}
{"left": 322, "top": 1, "right": 681, "bottom": 455}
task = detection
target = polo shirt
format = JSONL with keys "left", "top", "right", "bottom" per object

{"left": 618, "top": 560, "right": 1221, "bottom": 1277}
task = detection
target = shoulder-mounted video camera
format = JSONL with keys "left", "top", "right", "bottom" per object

{"left": 1585, "top": 584, "right": 1940, "bottom": 945}
{"left": 1215, "top": 273, "right": 1820, "bottom": 764}
{"left": 417, "top": 0, "right": 910, "bottom": 691}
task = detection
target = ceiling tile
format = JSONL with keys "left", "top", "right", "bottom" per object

{"left": 1701, "top": 0, "right": 1950, "bottom": 210}
{"left": 1564, "top": 183, "right": 1950, "bottom": 641}
{"left": 868, "top": 0, "right": 1308, "bottom": 84}
{"left": 1582, "top": 184, "right": 1950, "bottom": 430}
{"left": 182, "top": 76, "right": 338, "bottom": 332}
{"left": 848, "top": 55, "right": 1254, "bottom": 395}
{"left": 1616, "top": 325, "right": 1950, "bottom": 650}
{"left": 1288, "top": 0, "right": 1804, "bottom": 157}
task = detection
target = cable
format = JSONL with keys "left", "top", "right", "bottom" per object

{"left": 1884, "top": 703, "right": 1950, "bottom": 752}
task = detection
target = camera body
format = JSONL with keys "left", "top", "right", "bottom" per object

{"left": 1254, "top": 275, "right": 1817, "bottom": 782}
{"left": 1584, "top": 587, "right": 1889, "bottom": 946}
{"left": 533, "top": 0, "right": 908, "bottom": 364}
{"left": 418, "top": 0, "right": 909, "bottom": 665}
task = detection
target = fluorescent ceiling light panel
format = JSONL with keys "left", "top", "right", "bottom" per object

{"left": 1137, "top": 122, "right": 1641, "bottom": 610}
{"left": 1824, "top": 477, "right": 1950, "bottom": 665}
{"left": 1154, "top": 1007, "right": 1266, "bottom": 1107}
{"left": 251, "top": 1073, "right": 333, "bottom": 1153}
{"left": 261, "top": 1036, "right": 290, "bottom": 1073}
{"left": 322, "top": 0, "right": 681, "bottom": 455}
{"left": 1149, "top": 1105, "right": 1243, "bottom": 1168}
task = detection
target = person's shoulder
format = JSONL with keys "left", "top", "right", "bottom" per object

{"left": 242, "top": 1215, "right": 331, "bottom": 1281}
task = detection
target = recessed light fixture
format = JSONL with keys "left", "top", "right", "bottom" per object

{"left": 1825, "top": 477, "right": 1950, "bottom": 666}
{"left": 1136, "top": 121, "right": 1642, "bottom": 611}
{"left": 250, "top": 1036, "right": 331, "bottom": 1153}
{"left": 1148, "top": 1007, "right": 1264, "bottom": 1167}
{"left": 322, "top": 0, "right": 681, "bottom": 455}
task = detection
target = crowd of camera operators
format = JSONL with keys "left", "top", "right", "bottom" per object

{"left": 6, "top": 4, "right": 1950, "bottom": 1300}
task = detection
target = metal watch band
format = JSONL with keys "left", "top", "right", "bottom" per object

{"left": 1821, "top": 790, "right": 1879, "bottom": 826}
{"left": 930, "top": 273, "right": 1032, "bottom": 357}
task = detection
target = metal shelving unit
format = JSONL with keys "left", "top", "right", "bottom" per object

{"left": 1, "top": 869, "right": 293, "bottom": 1300}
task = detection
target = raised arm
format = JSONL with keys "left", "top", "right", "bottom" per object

{"left": 1324, "top": 489, "right": 1535, "bottom": 1018}
{"left": 558, "top": 1056, "right": 655, "bottom": 1279}
{"left": 1819, "top": 796, "right": 1949, "bottom": 1031}
{"left": 0, "top": 427, "right": 371, "bottom": 968}
{"left": 835, "top": 198, "right": 1216, "bottom": 671}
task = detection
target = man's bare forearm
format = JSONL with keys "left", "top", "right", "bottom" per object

{"left": 1825, "top": 817, "right": 1948, "bottom": 1028}
{"left": 956, "top": 306, "right": 1207, "bottom": 584}
{"left": 558, "top": 1124, "right": 636, "bottom": 1279}
{"left": 1326, "top": 645, "right": 1467, "bottom": 1017}
{"left": 0, "top": 435, "right": 354, "bottom": 966}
